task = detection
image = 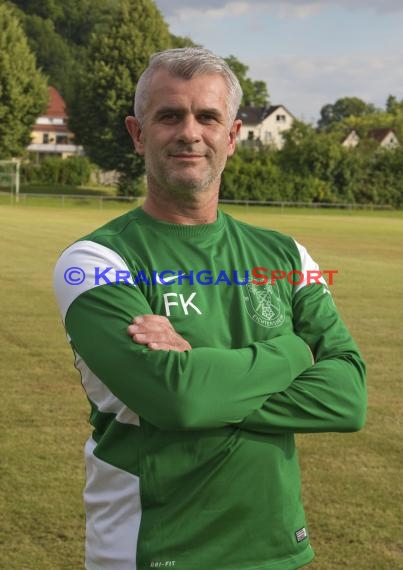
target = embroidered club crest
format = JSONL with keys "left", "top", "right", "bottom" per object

{"left": 243, "top": 278, "right": 285, "bottom": 328}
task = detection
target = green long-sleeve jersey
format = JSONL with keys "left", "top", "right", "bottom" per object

{"left": 53, "top": 207, "right": 366, "bottom": 570}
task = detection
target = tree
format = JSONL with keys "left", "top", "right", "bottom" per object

{"left": 224, "top": 55, "right": 269, "bottom": 107}
{"left": 221, "top": 147, "right": 284, "bottom": 202}
{"left": 68, "top": 0, "right": 173, "bottom": 187}
{"left": 7, "top": 0, "right": 63, "bottom": 21}
{"left": 22, "top": 14, "right": 80, "bottom": 105}
{"left": 384, "top": 95, "right": 403, "bottom": 139}
{"left": 318, "top": 97, "right": 378, "bottom": 130}
{"left": 0, "top": 3, "right": 48, "bottom": 158}
{"left": 170, "top": 34, "right": 196, "bottom": 48}
{"left": 10, "top": 0, "right": 120, "bottom": 106}
{"left": 279, "top": 121, "right": 350, "bottom": 203}
{"left": 386, "top": 95, "right": 400, "bottom": 115}
{"left": 9, "top": 0, "right": 117, "bottom": 46}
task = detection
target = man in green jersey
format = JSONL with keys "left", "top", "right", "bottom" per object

{"left": 53, "top": 47, "right": 366, "bottom": 570}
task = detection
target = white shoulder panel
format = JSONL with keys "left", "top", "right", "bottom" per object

{"left": 294, "top": 240, "right": 326, "bottom": 294}
{"left": 53, "top": 240, "right": 134, "bottom": 322}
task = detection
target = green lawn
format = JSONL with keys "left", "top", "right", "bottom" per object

{"left": 1, "top": 204, "right": 402, "bottom": 569}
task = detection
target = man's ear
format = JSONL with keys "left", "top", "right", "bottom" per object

{"left": 227, "top": 119, "right": 242, "bottom": 157}
{"left": 125, "top": 116, "right": 145, "bottom": 156}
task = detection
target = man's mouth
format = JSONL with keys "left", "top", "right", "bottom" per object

{"left": 170, "top": 153, "right": 205, "bottom": 159}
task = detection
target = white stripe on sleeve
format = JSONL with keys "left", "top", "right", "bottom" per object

{"left": 293, "top": 240, "right": 326, "bottom": 294}
{"left": 53, "top": 240, "right": 135, "bottom": 322}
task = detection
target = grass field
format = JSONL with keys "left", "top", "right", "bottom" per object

{"left": 1, "top": 203, "right": 402, "bottom": 569}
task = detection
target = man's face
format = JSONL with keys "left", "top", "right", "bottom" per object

{"left": 126, "top": 69, "right": 241, "bottom": 197}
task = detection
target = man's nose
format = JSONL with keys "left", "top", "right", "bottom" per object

{"left": 177, "top": 115, "right": 202, "bottom": 143}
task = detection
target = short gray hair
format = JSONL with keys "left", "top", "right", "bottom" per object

{"left": 134, "top": 47, "right": 243, "bottom": 126}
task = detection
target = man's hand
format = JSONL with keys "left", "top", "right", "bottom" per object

{"left": 127, "top": 315, "right": 192, "bottom": 352}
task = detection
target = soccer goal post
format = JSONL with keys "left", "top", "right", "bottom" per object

{"left": 0, "top": 159, "right": 21, "bottom": 202}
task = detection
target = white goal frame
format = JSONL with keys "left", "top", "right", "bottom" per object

{"left": 0, "top": 159, "right": 21, "bottom": 202}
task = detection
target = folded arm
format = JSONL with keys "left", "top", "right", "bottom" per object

{"left": 239, "top": 281, "right": 367, "bottom": 434}
{"left": 54, "top": 241, "right": 313, "bottom": 431}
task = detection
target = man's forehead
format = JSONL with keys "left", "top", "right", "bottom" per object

{"left": 144, "top": 72, "right": 227, "bottom": 118}
{"left": 148, "top": 69, "right": 228, "bottom": 100}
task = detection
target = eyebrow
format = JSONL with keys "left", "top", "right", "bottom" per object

{"left": 153, "top": 106, "right": 184, "bottom": 118}
{"left": 153, "top": 106, "right": 224, "bottom": 119}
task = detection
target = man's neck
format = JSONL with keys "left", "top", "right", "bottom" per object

{"left": 142, "top": 185, "right": 220, "bottom": 225}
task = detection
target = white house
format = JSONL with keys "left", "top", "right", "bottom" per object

{"left": 341, "top": 128, "right": 399, "bottom": 149}
{"left": 28, "top": 86, "right": 84, "bottom": 161}
{"left": 341, "top": 130, "right": 360, "bottom": 148}
{"left": 236, "top": 105, "right": 294, "bottom": 149}
{"left": 368, "top": 128, "right": 399, "bottom": 149}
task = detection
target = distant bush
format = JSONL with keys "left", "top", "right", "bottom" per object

{"left": 117, "top": 172, "right": 146, "bottom": 197}
{"left": 220, "top": 124, "right": 403, "bottom": 208}
{"left": 22, "top": 156, "right": 92, "bottom": 186}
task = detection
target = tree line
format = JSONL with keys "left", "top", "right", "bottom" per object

{"left": 222, "top": 121, "right": 403, "bottom": 207}
{"left": 221, "top": 92, "right": 403, "bottom": 208}
{"left": 1, "top": 0, "right": 403, "bottom": 207}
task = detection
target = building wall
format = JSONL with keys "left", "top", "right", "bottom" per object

{"left": 28, "top": 87, "right": 84, "bottom": 159}
{"left": 238, "top": 106, "right": 293, "bottom": 149}
{"left": 342, "top": 131, "right": 360, "bottom": 148}
{"left": 380, "top": 133, "right": 399, "bottom": 149}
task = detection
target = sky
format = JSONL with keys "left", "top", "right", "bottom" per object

{"left": 154, "top": 0, "right": 403, "bottom": 123}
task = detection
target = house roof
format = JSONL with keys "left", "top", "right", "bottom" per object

{"left": 368, "top": 128, "right": 397, "bottom": 143}
{"left": 341, "top": 129, "right": 359, "bottom": 142}
{"left": 46, "top": 86, "right": 67, "bottom": 119}
{"left": 341, "top": 128, "right": 400, "bottom": 147}
{"left": 236, "top": 105, "right": 293, "bottom": 125}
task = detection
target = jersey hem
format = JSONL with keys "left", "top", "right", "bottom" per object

{"left": 239, "top": 544, "right": 314, "bottom": 570}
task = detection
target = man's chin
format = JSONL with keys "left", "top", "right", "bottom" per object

{"left": 165, "top": 176, "right": 211, "bottom": 195}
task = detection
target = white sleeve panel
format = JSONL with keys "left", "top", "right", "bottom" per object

{"left": 53, "top": 240, "right": 135, "bottom": 322}
{"left": 84, "top": 437, "right": 142, "bottom": 569}
{"left": 293, "top": 240, "right": 326, "bottom": 294}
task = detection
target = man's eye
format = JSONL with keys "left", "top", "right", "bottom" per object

{"left": 199, "top": 114, "right": 217, "bottom": 123}
{"left": 160, "top": 113, "right": 179, "bottom": 123}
